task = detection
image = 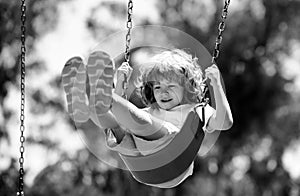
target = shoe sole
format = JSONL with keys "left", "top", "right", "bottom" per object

{"left": 87, "top": 51, "right": 114, "bottom": 115}
{"left": 61, "top": 57, "right": 89, "bottom": 122}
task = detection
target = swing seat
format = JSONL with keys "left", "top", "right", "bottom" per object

{"left": 119, "top": 108, "right": 205, "bottom": 185}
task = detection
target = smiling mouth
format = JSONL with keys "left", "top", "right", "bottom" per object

{"left": 161, "top": 99, "right": 172, "bottom": 103}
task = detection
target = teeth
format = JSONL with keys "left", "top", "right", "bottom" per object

{"left": 161, "top": 99, "right": 172, "bottom": 102}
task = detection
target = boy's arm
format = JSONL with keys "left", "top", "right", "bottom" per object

{"left": 205, "top": 64, "right": 233, "bottom": 131}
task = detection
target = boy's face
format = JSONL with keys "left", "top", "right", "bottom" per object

{"left": 153, "top": 78, "right": 184, "bottom": 110}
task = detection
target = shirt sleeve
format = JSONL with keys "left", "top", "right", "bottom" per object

{"left": 196, "top": 104, "right": 215, "bottom": 133}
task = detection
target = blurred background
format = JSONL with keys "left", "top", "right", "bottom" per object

{"left": 1, "top": 0, "right": 300, "bottom": 195}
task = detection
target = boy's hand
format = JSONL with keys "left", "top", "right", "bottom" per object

{"left": 117, "top": 62, "right": 133, "bottom": 82}
{"left": 205, "top": 64, "right": 221, "bottom": 86}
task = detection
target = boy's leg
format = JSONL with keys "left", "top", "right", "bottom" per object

{"left": 61, "top": 57, "right": 89, "bottom": 123}
{"left": 62, "top": 55, "right": 122, "bottom": 130}
{"left": 89, "top": 51, "right": 168, "bottom": 140}
{"left": 86, "top": 51, "right": 125, "bottom": 140}
{"left": 111, "top": 93, "right": 169, "bottom": 140}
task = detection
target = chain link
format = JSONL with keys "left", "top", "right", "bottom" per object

{"left": 122, "top": 0, "right": 133, "bottom": 99}
{"left": 201, "top": 0, "right": 230, "bottom": 103}
{"left": 124, "top": 0, "right": 133, "bottom": 63}
{"left": 211, "top": 0, "right": 230, "bottom": 63}
{"left": 18, "top": 0, "right": 26, "bottom": 196}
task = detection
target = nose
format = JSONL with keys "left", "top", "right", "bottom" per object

{"left": 160, "top": 87, "right": 169, "bottom": 95}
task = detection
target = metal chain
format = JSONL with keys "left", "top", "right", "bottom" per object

{"left": 124, "top": 0, "right": 133, "bottom": 63}
{"left": 211, "top": 0, "right": 230, "bottom": 63}
{"left": 201, "top": 0, "right": 230, "bottom": 103}
{"left": 122, "top": 0, "right": 133, "bottom": 99}
{"left": 18, "top": 0, "right": 26, "bottom": 196}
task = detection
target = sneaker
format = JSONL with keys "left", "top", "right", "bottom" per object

{"left": 87, "top": 51, "right": 114, "bottom": 115}
{"left": 61, "top": 56, "right": 89, "bottom": 123}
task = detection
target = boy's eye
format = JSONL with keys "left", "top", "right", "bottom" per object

{"left": 168, "top": 84, "right": 178, "bottom": 88}
{"left": 154, "top": 86, "right": 160, "bottom": 90}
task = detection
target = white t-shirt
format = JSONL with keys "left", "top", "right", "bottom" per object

{"left": 144, "top": 104, "right": 214, "bottom": 132}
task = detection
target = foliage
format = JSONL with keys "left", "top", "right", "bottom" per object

{"left": 0, "top": 0, "right": 300, "bottom": 196}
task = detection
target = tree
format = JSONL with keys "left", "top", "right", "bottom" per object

{"left": 0, "top": 0, "right": 68, "bottom": 195}
{"left": 154, "top": 0, "right": 300, "bottom": 195}
{"left": 1, "top": 0, "right": 300, "bottom": 195}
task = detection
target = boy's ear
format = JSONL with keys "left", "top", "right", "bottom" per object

{"left": 142, "top": 82, "right": 156, "bottom": 104}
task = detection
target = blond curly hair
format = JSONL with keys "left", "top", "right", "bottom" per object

{"left": 140, "top": 49, "right": 204, "bottom": 107}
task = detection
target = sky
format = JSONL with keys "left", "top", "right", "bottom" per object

{"left": 2, "top": 0, "right": 300, "bottom": 186}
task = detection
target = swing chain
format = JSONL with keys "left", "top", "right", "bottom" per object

{"left": 124, "top": 0, "right": 133, "bottom": 63}
{"left": 18, "top": 0, "right": 26, "bottom": 196}
{"left": 122, "top": 0, "right": 133, "bottom": 99}
{"left": 211, "top": 0, "right": 230, "bottom": 63}
{"left": 201, "top": 0, "right": 230, "bottom": 104}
